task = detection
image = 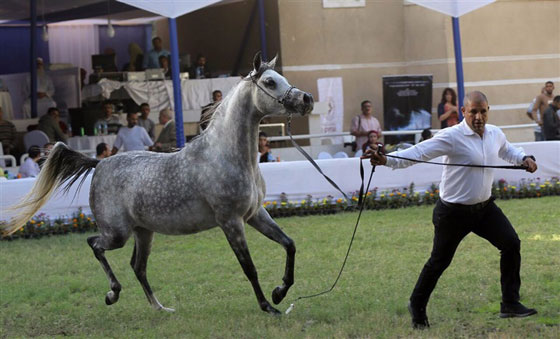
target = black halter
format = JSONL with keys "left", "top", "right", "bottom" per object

{"left": 249, "top": 72, "right": 295, "bottom": 106}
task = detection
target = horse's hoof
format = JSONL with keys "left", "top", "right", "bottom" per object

{"left": 272, "top": 286, "right": 286, "bottom": 305}
{"left": 105, "top": 290, "right": 119, "bottom": 305}
{"left": 158, "top": 306, "right": 175, "bottom": 313}
{"left": 262, "top": 303, "right": 282, "bottom": 315}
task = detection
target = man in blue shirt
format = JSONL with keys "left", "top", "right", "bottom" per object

{"left": 144, "top": 37, "right": 170, "bottom": 69}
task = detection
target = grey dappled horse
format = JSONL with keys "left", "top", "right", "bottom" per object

{"left": 4, "top": 53, "right": 314, "bottom": 314}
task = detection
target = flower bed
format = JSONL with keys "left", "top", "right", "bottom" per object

{"left": 2, "top": 178, "right": 559, "bottom": 241}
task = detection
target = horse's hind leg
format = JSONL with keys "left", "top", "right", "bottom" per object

{"left": 220, "top": 217, "right": 281, "bottom": 315}
{"left": 248, "top": 207, "right": 295, "bottom": 305}
{"left": 87, "top": 231, "right": 130, "bottom": 305}
{"left": 130, "top": 227, "right": 174, "bottom": 312}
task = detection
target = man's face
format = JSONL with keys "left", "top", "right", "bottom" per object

{"left": 361, "top": 102, "right": 372, "bottom": 115}
{"left": 127, "top": 114, "right": 138, "bottom": 128}
{"left": 103, "top": 145, "right": 111, "bottom": 158}
{"left": 51, "top": 109, "right": 60, "bottom": 121}
{"left": 158, "top": 113, "right": 168, "bottom": 125}
{"left": 141, "top": 105, "right": 150, "bottom": 118}
{"left": 545, "top": 83, "right": 554, "bottom": 95}
{"left": 462, "top": 99, "right": 489, "bottom": 136}
{"left": 198, "top": 57, "right": 206, "bottom": 66}
{"left": 37, "top": 60, "right": 44, "bottom": 71}
{"left": 259, "top": 136, "right": 268, "bottom": 148}
{"left": 213, "top": 91, "right": 222, "bottom": 102}
{"left": 103, "top": 104, "right": 113, "bottom": 117}
{"left": 153, "top": 38, "right": 162, "bottom": 50}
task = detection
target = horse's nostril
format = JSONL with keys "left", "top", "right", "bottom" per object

{"left": 303, "top": 93, "right": 313, "bottom": 104}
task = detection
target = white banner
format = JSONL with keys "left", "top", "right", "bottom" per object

{"left": 317, "top": 77, "right": 344, "bottom": 144}
{"left": 323, "top": 0, "right": 365, "bottom": 8}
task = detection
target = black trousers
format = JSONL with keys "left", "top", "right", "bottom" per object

{"left": 410, "top": 198, "right": 521, "bottom": 307}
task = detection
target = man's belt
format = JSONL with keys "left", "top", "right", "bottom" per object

{"left": 440, "top": 197, "right": 494, "bottom": 212}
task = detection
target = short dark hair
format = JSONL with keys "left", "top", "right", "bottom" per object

{"left": 103, "top": 101, "right": 112, "bottom": 107}
{"left": 259, "top": 131, "right": 267, "bottom": 138}
{"left": 96, "top": 142, "right": 108, "bottom": 156}
{"left": 140, "top": 103, "right": 149, "bottom": 109}
{"left": 421, "top": 128, "right": 432, "bottom": 140}
{"left": 28, "top": 145, "right": 41, "bottom": 158}
{"left": 47, "top": 107, "right": 59, "bottom": 115}
{"left": 127, "top": 112, "right": 137, "bottom": 118}
{"left": 212, "top": 90, "right": 222, "bottom": 96}
{"left": 152, "top": 37, "right": 162, "bottom": 43}
{"left": 553, "top": 95, "right": 560, "bottom": 103}
{"left": 546, "top": 81, "right": 554, "bottom": 86}
{"left": 361, "top": 100, "right": 371, "bottom": 108}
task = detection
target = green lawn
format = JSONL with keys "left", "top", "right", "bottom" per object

{"left": 1, "top": 197, "right": 559, "bottom": 338}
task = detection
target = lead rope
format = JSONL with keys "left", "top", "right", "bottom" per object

{"left": 284, "top": 115, "right": 374, "bottom": 314}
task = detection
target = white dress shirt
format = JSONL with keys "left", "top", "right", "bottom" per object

{"left": 114, "top": 125, "right": 153, "bottom": 152}
{"left": 18, "top": 157, "right": 40, "bottom": 178}
{"left": 385, "top": 120, "right": 526, "bottom": 205}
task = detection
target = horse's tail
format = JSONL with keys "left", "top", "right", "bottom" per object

{"left": 2, "top": 142, "right": 99, "bottom": 236}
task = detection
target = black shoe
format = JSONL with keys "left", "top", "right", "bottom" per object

{"left": 499, "top": 302, "right": 538, "bottom": 318}
{"left": 408, "top": 301, "right": 430, "bottom": 329}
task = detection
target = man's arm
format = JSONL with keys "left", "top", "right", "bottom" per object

{"left": 52, "top": 119, "right": 67, "bottom": 143}
{"left": 531, "top": 95, "right": 543, "bottom": 125}
{"left": 350, "top": 116, "right": 368, "bottom": 137}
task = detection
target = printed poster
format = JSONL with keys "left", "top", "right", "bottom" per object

{"left": 317, "top": 77, "right": 344, "bottom": 144}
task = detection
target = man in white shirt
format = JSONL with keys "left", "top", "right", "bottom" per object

{"left": 18, "top": 145, "right": 42, "bottom": 178}
{"left": 111, "top": 112, "right": 153, "bottom": 155}
{"left": 368, "top": 91, "right": 538, "bottom": 329}
{"left": 22, "top": 57, "right": 56, "bottom": 119}
{"left": 350, "top": 100, "right": 382, "bottom": 151}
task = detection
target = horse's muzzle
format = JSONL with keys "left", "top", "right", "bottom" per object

{"left": 284, "top": 89, "right": 314, "bottom": 116}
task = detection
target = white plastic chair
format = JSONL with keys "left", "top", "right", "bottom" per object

{"left": 20, "top": 153, "right": 29, "bottom": 165}
{"left": 317, "top": 151, "right": 333, "bottom": 160}
{"left": 333, "top": 151, "right": 349, "bottom": 159}
{"left": 354, "top": 149, "right": 363, "bottom": 158}
{"left": 23, "top": 130, "right": 50, "bottom": 151}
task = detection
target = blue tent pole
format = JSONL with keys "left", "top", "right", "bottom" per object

{"left": 30, "top": 0, "right": 38, "bottom": 118}
{"left": 257, "top": 0, "right": 268, "bottom": 61}
{"left": 168, "top": 18, "right": 185, "bottom": 148}
{"left": 452, "top": 16, "right": 465, "bottom": 120}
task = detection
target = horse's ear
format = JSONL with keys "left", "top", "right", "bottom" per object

{"left": 268, "top": 54, "right": 278, "bottom": 69}
{"left": 253, "top": 52, "right": 262, "bottom": 73}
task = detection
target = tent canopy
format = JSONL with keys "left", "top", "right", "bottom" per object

{"left": 407, "top": 0, "right": 496, "bottom": 18}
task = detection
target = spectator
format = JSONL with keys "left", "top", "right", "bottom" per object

{"left": 531, "top": 81, "right": 555, "bottom": 141}
{"left": 200, "top": 90, "right": 223, "bottom": 131}
{"left": 22, "top": 57, "right": 56, "bottom": 118}
{"left": 159, "top": 55, "right": 171, "bottom": 78}
{"left": 111, "top": 112, "right": 153, "bottom": 154}
{"left": 526, "top": 87, "right": 546, "bottom": 141}
{"left": 144, "top": 37, "right": 170, "bottom": 69}
{"left": 420, "top": 128, "right": 433, "bottom": 142}
{"left": 124, "top": 42, "right": 144, "bottom": 72}
{"left": 437, "top": 88, "right": 459, "bottom": 129}
{"left": 151, "top": 108, "right": 177, "bottom": 152}
{"left": 19, "top": 145, "right": 41, "bottom": 178}
{"left": 38, "top": 107, "right": 67, "bottom": 143}
{"left": 0, "top": 106, "right": 17, "bottom": 156}
{"left": 137, "top": 103, "right": 156, "bottom": 140}
{"left": 189, "top": 54, "right": 212, "bottom": 79}
{"left": 362, "top": 130, "right": 382, "bottom": 153}
{"left": 258, "top": 132, "right": 276, "bottom": 163}
{"left": 96, "top": 142, "right": 111, "bottom": 160}
{"left": 95, "top": 101, "right": 121, "bottom": 135}
{"left": 542, "top": 95, "right": 560, "bottom": 140}
{"left": 38, "top": 142, "right": 55, "bottom": 167}
{"left": 350, "top": 100, "right": 382, "bottom": 152}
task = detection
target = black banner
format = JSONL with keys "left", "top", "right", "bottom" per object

{"left": 382, "top": 75, "right": 433, "bottom": 144}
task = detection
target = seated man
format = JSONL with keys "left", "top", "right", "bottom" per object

{"left": 0, "top": 106, "right": 17, "bottom": 156}
{"left": 95, "top": 101, "right": 121, "bottom": 135}
{"left": 151, "top": 108, "right": 176, "bottom": 152}
{"left": 137, "top": 103, "right": 156, "bottom": 140}
{"left": 19, "top": 145, "right": 41, "bottom": 178}
{"left": 188, "top": 54, "right": 212, "bottom": 79}
{"left": 96, "top": 142, "right": 111, "bottom": 160}
{"left": 258, "top": 132, "right": 276, "bottom": 163}
{"left": 111, "top": 112, "right": 153, "bottom": 155}
{"left": 38, "top": 107, "right": 68, "bottom": 143}
{"left": 22, "top": 57, "right": 56, "bottom": 118}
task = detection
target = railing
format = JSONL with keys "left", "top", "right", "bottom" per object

{"left": 268, "top": 123, "right": 538, "bottom": 143}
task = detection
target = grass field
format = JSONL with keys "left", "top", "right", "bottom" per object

{"left": 1, "top": 197, "right": 559, "bottom": 338}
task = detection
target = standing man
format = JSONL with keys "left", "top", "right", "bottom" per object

{"left": 22, "top": 57, "right": 56, "bottom": 118}
{"left": 368, "top": 91, "right": 538, "bottom": 329}
{"left": 350, "top": 100, "right": 382, "bottom": 152}
{"left": 111, "top": 112, "right": 153, "bottom": 155}
{"left": 37, "top": 107, "right": 67, "bottom": 143}
{"left": 144, "top": 37, "right": 170, "bottom": 69}
{"left": 542, "top": 95, "right": 560, "bottom": 140}
{"left": 137, "top": 103, "right": 156, "bottom": 140}
{"left": 151, "top": 108, "right": 177, "bottom": 152}
{"left": 531, "top": 81, "right": 555, "bottom": 141}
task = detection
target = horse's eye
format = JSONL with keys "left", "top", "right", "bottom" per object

{"left": 264, "top": 78, "right": 276, "bottom": 88}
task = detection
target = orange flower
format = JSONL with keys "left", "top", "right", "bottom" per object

{"left": 430, "top": 193, "right": 434, "bottom": 197}
{"left": 73, "top": 218, "right": 78, "bottom": 223}
{"left": 30, "top": 220, "right": 36, "bottom": 224}
{"left": 73, "top": 224, "right": 78, "bottom": 228}
{"left": 79, "top": 213, "right": 85, "bottom": 218}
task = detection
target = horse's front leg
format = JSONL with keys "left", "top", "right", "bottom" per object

{"left": 220, "top": 217, "right": 281, "bottom": 315}
{"left": 247, "top": 207, "right": 295, "bottom": 305}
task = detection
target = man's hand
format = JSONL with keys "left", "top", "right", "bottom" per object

{"left": 522, "top": 157, "right": 537, "bottom": 173}
{"left": 364, "top": 148, "right": 387, "bottom": 166}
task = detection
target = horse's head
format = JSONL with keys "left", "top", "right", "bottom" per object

{"left": 249, "top": 52, "right": 314, "bottom": 117}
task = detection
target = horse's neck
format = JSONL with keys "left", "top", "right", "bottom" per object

{"left": 206, "top": 84, "right": 260, "bottom": 167}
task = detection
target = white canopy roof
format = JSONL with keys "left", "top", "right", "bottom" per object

{"left": 407, "top": 0, "right": 496, "bottom": 18}
{"left": 116, "top": 0, "right": 224, "bottom": 19}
